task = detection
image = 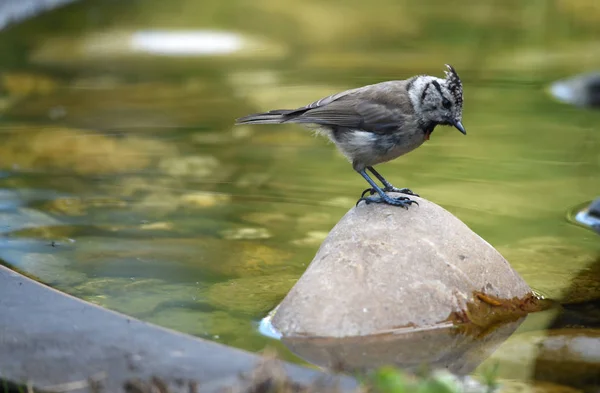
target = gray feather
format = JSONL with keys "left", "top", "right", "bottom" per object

{"left": 235, "top": 81, "right": 412, "bottom": 134}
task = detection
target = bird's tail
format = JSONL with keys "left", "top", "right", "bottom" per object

{"left": 235, "top": 109, "right": 294, "bottom": 125}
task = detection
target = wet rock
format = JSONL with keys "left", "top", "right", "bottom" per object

{"left": 481, "top": 328, "right": 600, "bottom": 390}
{"left": 72, "top": 277, "right": 202, "bottom": 316}
{"left": 572, "top": 197, "right": 600, "bottom": 234}
{"left": 550, "top": 72, "right": 600, "bottom": 108}
{"left": 272, "top": 195, "right": 537, "bottom": 337}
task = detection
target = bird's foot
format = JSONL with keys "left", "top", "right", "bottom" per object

{"left": 385, "top": 187, "right": 419, "bottom": 197}
{"left": 360, "top": 187, "right": 419, "bottom": 198}
{"left": 356, "top": 194, "right": 419, "bottom": 209}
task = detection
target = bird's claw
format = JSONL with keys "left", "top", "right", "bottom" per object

{"left": 361, "top": 188, "right": 376, "bottom": 198}
{"left": 360, "top": 187, "right": 419, "bottom": 198}
{"left": 356, "top": 194, "right": 419, "bottom": 209}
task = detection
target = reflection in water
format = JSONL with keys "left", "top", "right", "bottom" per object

{"left": 280, "top": 320, "right": 524, "bottom": 375}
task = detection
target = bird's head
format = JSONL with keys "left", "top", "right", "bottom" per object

{"left": 408, "top": 64, "right": 466, "bottom": 135}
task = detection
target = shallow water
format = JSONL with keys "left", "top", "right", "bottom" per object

{"left": 0, "top": 0, "right": 599, "bottom": 387}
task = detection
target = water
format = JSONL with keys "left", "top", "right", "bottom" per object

{"left": 0, "top": 0, "right": 599, "bottom": 387}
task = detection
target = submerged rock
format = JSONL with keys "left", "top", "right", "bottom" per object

{"left": 0, "top": 126, "right": 173, "bottom": 175}
{"left": 482, "top": 328, "right": 600, "bottom": 390}
{"left": 272, "top": 195, "right": 538, "bottom": 338}
{"left": 205, "top": 275, "right": 298, "bottom": 317}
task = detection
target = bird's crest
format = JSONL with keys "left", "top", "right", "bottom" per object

{"left": 444, "top": 64, "right": 463, "bottom": 107}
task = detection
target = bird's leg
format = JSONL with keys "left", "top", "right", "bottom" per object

{"left": 360, "top": 166, "right": 419, "bottom": 198}
{"left": 356, "top": 169, "right": 418, "bottom": 209}
{"left": 369, "top": 167, "right": 419, "bottom": 196}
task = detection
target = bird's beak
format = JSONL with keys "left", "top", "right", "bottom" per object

{"left": 452, "top": 120, "right": 466, "bottom": 135}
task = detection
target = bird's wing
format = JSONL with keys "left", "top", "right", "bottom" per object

{"left": 286, "top": 83, "right": 409, "bottom": 134}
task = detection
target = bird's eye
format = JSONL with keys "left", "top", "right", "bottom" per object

{"left": 442, "top": 98, "right": 452, "bottom": 109}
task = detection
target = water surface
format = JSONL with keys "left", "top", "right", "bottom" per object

{"left": 0, "top": 0, "right": 599, "bottom": 385}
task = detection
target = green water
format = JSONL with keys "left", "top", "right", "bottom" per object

{"left": 0, "top": 0, "right": 599, "bottom": 387}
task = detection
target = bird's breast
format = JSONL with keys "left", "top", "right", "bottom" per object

{"left": 332, "top": 127, "right": 425, "bottom": 168}
{"left": 374, "top": 131, "right": 425, "bottom": 164}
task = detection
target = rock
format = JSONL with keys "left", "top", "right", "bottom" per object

{"left": 479, "top": 328, "right": 600, "bottom": 390}
{"left": 550, "top": 72, "right": 600, "bottom": 108}
{"left": 272, "top": 195, "right": 538, "bottom": 337}
{"left": 572, "top": 197, "right": 600, "bottom": 234}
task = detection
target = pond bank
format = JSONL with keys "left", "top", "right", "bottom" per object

{"left": 0, "top": 264, "right": 353, "bottom": 393}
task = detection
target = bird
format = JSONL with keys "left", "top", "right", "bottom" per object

{"left": 235, "top": 64, "right": 466, "bottom": 208}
